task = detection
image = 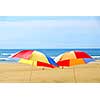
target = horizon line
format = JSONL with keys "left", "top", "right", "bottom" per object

{"left": 0, "top": 48, "right": 100, "bottom": 49}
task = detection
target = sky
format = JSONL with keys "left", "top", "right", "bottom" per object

{"left": 0, "top": 16, "right": 100, "bottom": 49}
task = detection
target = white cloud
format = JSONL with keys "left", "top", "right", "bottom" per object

{"left": 0, "top": 18, "right": 99, "bottom": 48}
{"left": 0, "top": 19, "right": 99, "bottom": 29}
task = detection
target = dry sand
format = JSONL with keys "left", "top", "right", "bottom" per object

{"left": 0, "top": 61, "right": 100, "bottom": 83}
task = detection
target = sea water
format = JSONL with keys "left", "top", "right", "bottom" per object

{"left": 0, "top": 49, "right": 100, "bottom": 62}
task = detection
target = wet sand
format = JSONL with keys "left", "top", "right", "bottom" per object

{"left": 0, "top": 61, "right": 100, "bottom": 83}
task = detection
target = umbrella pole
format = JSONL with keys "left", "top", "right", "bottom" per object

{"left": 62, "top": 66, "right": 64, "bottom": 69}
{"left": 42, "top": 68, "right": 45, "bottom": 70}
{"left": 29, "top": 62, "right": 33, "bottom": 82}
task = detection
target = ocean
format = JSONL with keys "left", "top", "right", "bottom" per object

{"left": 0, "top": 49, "right": 100, "bottom": 62}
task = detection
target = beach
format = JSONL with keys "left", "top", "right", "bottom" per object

{"left": 0, "top": 60, "right": 100, "bottom": 83}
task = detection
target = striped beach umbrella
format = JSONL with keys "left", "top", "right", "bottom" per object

{"left": 54, "top": 50, "right": 94, "bottom": 67}
{"left": 11, "top": 50, "right": 58, "bottom": 68}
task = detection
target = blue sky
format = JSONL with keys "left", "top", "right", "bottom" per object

{"left": 0, "top": 16, "right": 100, "bottom": 49}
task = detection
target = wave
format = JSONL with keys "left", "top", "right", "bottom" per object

{"left": 0, "top": 53, "right": 12, "bottom": 56}
{"left": 92, "top": 56, "right": 100, "bottom": 59}
{"left": 92, "top": 56, "right": 100, "bottom": 58}
{"left": 0, "top": 58, "right": 9, "bottom": 61}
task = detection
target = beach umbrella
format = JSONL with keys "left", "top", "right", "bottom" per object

{"left": 11, "top": 50, "right": 58, "bottom": 68}
{"left": 54, "top": 50, "right": 94, "bottom": 67}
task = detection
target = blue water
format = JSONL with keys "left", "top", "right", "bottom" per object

{"left": 0, "top": 49, "right": 100, "bottom": 62}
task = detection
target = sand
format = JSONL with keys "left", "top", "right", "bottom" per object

{"left": 0, "top": 61, "right": 100, "bottom": 83}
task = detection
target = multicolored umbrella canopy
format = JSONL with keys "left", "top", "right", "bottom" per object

{"left": 54, "top": 50, "right": 94, "bottom": 67}
{"left": 11, "top": 50, "right": 58, "bottom": 68}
